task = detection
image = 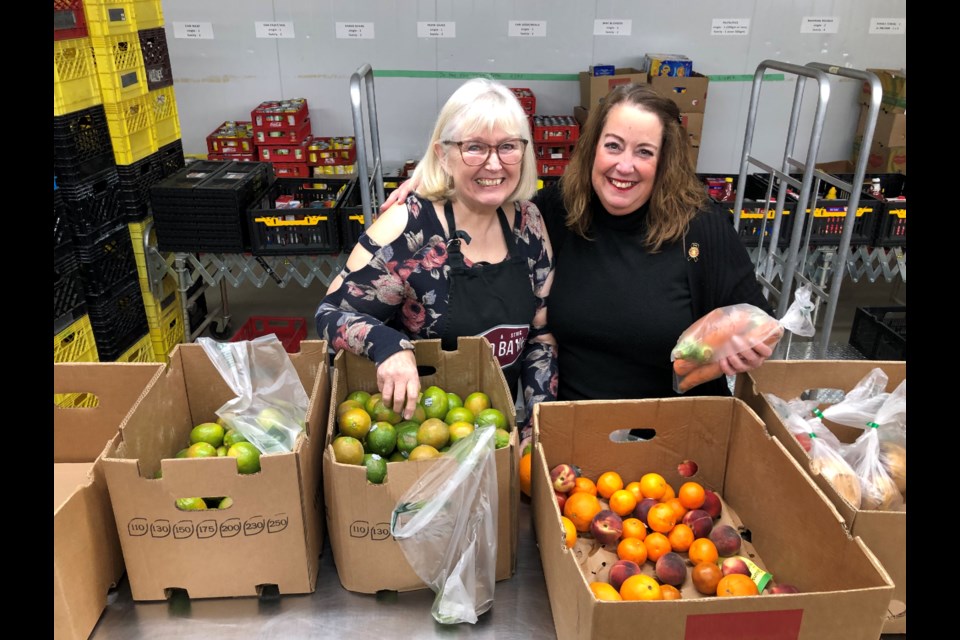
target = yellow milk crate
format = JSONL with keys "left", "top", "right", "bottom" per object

{"left": 104, "top": 93, "right": 158, "bottom": 164}
{"left": 53, "top": 392, "right": 101, "bottom": 409}
{"left": 84, "top": 0, "right": 138, "bottom": 37}
{"left": 147, "top": 86, "right": 181, "bottom": 148}
{"left": 91, "top": 33, "right": 147, "bottom": 103}
{"left": 54, "top": 38, "right": 102, "bottom": 116}
{"left": 115, "top": 332, "right": 157, "bottom": 362}
{"left": 133, "top": 0, "right": 164, "bottom": 29}
{"left": 148, "top": 291, "right": 185, "bottom": 363}
{"left": 54, "top": 314, "right": 100, "bottom": 363}
{"left": 128, "top": 217, "right": 178, "bottom": 307}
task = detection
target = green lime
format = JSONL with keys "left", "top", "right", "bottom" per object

{"left": 186, "top": 442, "right": 218, "bottom": 458}
{"left": 396, "top": 422, "right": 420, "bottom": 456}
{"left": 494, "top": 427, "right": 510, "bottom": 449}
{"left": 408, "top": 444, "right": 441, "bottom": 460}
{"left": 446, "top": 392, "right": 463, "bottom": 411}
{"left": 339, "top": 407, "right": 372, "bottom": 440}
{"left": 218, "top": 496, "right": 234, "bottom": 510}
{"left": 444, "top": 406, "right": 475, "bottom": 425}
{"left": 409, "top": 404, "right": 427, "bottom": 424}
{"left": 448, "top": 421, "right": 476, "bottom": 444}
{"left": 190, "top": 422, "right": 225, "bottom": 448}
{"left": 417, "top": 418, "right": 450, "bottom": 449}
{"left": 154, "top": 469, "right": 163, "bottom": 479}
{"left": 420, "top": 386, "right": 449, "bottom": 420}
{"left": 216, "top": 446, "right": 228, "bottom": 456}
{"left": 176, "top": 497, "right": 208, "bottom": 511}
{"left": 363, "top": 453, "right": 388, "bottom": 484}
{"left": 364, "top": 393, "right": 383, "bottom": 415}
{"left": 227, "top": 442, "right": 262, "bottom": 474}
{"left": 347, "top": 390, "right": 372, "bottom": 408}
{"left": 370, "top": 400, "right": 403, "bottom": 425}
{"left": 463, "top": 391, "right": 491, "bottom": 416}
{"left": 175, "top": 448, "right": 190, "bottom": 459}
{"left": 223, "top": 428, "right": 249, "bottom": 447}
{"left": 367, "top": 422, "right": 397, "bottom": 457}
{"left": 388, "top": 451, "right": 407, "bottom": 462}
{"left": 337, "top": 399, "right": 365, "bottom": 419}
{"left": 331, "top": 436, "right": 364, "bottom": 465}
{"left": 476, "top": 408, "right": 508, "bottom": 430}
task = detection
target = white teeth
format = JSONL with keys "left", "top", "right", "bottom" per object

{"left": 610, "top": 178, "right": 635, "bottom": 189}
{"left": 475, "top": 178, "right": 504, "bottom": 186}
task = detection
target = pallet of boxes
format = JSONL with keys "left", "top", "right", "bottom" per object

{"left": 853, "top": 69, "right": 906, "bottom": 175}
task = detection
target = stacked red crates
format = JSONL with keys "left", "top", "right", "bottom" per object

{"left": 306, "top": 136, "right": 357, "bottom": 177}
{"left": 206, "top": 121, "right": 258, "bottom": 161}
{"left": 251, "top": 98, "right": 313, "bottom": 177}
{"left": 531, "top": 115, "right": 580, "bottom": 177}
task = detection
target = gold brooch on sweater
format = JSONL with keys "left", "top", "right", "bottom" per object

{"left": 687, "top": 243, "right": 700, "bottom": 262}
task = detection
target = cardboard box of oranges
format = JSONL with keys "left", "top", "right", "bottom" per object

{"left": 323, "top": 336, "right": 519, "bottom": 593}
{"left": 532, "top": 397, "right": 893, "bottom": 640}
{"left": 99, "top": 340, "right": 330, "bottom": 601}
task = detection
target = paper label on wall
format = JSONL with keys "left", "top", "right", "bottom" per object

{"left": 711, "top": 18, "right": 750, "bottom": 36}
{"left": 593, "top": 19, "right": 631, "bottom": 36}
{"left": 508, "top": 21, "right": 546, "bottom": 37}
{"left": 417, "top": 22, "right": 455, "bottom": 38}
{"left": 869, "top": 18, "right": 905, "bottom": 35}
{"left": 173, "top": 22, "right": 214, "bottom": 39}
{"left": 801, "top": 17, "right": 839, "bottom": 33}
{"left": 336, "top": 22, "right": 375, "bottom": 39}
{"left": 255, "top": 22, "right": 295, "bottom": 38}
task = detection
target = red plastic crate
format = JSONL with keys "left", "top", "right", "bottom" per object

{"left": 258, "top": 137, "right": 312, "bottom": 163}
{"left": 254, "top": 118, "right": 312, "bottom": 145}
{"left": 306, "top": 137, "right": 357, "bottom": 166}
{"left": 207, "top": 153, "right": 257, "bottom": 162}
{"left": 532, "top": 116, "right": 580, "bottom": 143}
{"left": 538, "top": 159, "right": 570, "bottom": 177}
{"left": 510, "top": 87, "right": 536, "bottom": 115}
{"left": 54, "top": 0, "right": 88, "bottom": 40}
{"left": 206, "top": 121, "right": 256, "bottom": 155}
{"left": 251, "top": 98, "right": 309, "bottom": 129}
{"left": 271, "top": 163, "right": 311, "bottom": 178}
{"left": 534, "top": 142, "right": 577, "bottom": 160}
{"left": 230, "top": 316, "right": 307, "bottom": 353}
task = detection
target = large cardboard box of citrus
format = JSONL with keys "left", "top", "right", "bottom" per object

{"left": 736, "top": 361, "right": 906, "bottom": 634}
{"left": 324, "top": 337, "right": 519, "bottom": 593}
{"left": 54, "top": 362, "right": 165, "bottom": 640}
{"left": 532, "top": 397, "right": 893, "bottom": 640}
{"left": 100, "top": 340, "right": 330, "bottom": 601}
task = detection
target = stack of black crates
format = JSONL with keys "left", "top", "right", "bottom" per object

{"left": 54, "top": 0, "right": 187, "bottom": 366}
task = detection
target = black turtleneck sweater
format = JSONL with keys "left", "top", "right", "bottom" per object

{"left": 533, "top": 184, "right": 771, "bottom": 401}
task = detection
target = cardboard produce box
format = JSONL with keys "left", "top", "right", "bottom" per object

{"left": 649, "top": 72, "right": 709, "bottom": 113}
{"left": 100, "top": 340, "right": 330, "bottom": 601}
{"left": 579, "top": 67, "right": 647, "bottom": 109}
{"left": 861, "top": 69, "right": 906, "bottom": 113}
{"left": 54, "top": 362, "right": 165, "bottom": 640}
{"left": 736, "top": 361, "right": 906, "bottom": 634}
{"left": 853, "top": 136, "right": 907, "bottom": 175}
{"left": 324, "top": 337, "right": 519, "bottom": 593}
{"left": 855, "top": 105, "right": 906, "bottom": 148}
{"left": 532, "top": 397, "right": 893, "bottom": 640}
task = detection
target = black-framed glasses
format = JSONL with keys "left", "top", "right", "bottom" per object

{"left": 443, "top": 138, "right": 528, "bottom": 166}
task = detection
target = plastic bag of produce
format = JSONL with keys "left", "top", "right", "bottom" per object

{"left": 197, "top": 335, "right": 308, "bottom": 454}
{"left": 390, "top": 426, "right": 498, "bottom": 624}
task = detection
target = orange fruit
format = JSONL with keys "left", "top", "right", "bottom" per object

{"left": 667, "top": 523, "right": 695, "bottom": 553}
{"left": 620, "top": 574, "right": 663, "bottom": 601}
{"left": 688, "top": 538, "right": 719, "bottom": 566}
{"left": 660, "top": 483, "right": 676, "bottom": 502}
{"left": 519, "top": 452, "right": 533, "bottom": 497}
{"left": 621, "top": 517, "right": 647, "bottom": 541}
{"left": 638, "top": 473, "right": 667, "bottom": 500}
{"left": 571, "top": 476, "right": 598, "bottom": 496}
{"left": 644, "top": 532, "right": 671, "bottom": 563}
{"left": 560, "top": 516, "right": 577, "bottom": 549}
{"left": 646, "top": 503, "right": 677, "bottom": 534}
{"left": 678, "top": 481, "right": 706, "bottom": 510}
{"left": 660, "top": 584, "right": 682, "bottom": 600}
{"left": 608, "top": 489, "right": 638, "bottom": 517}
{"left": 596, "top": 471, "right": 624, "bottom": 499}
{"left": 589, "top": 582, "right": 622, "bottom": 601}
{"left": 625, "top": 481, "right": 644, "bottom": 503}
{"left": 717, "top": 573, "right": 760, "bottom": 597}
{"left": 617, "top": 537, "right": 648, "bottom": 564}
{"left": 563, "top": 491, "right": 602, "bottom": 532}
{"left": 665, "top": 497, "right": 687, "bottom": 523}
{"left": 692, "top": 561, "right": 723, "bottom": 595}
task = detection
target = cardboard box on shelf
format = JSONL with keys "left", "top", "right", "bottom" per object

{"left": 643, "top": 53, "right": 693, "bottom": 78}
{"left": 532, "top": 397, "right": 894, "bottom": 640}
{"left": 579, "top": 67, "right": 647, "bottom": 109}
{"left": 680, "top": 112, "right": 704, "bottom": 139}
{"left": 649, "top": 72, "right": 709, "bottom": 113}
{"left": 572, "top": 105, "right": 589, "bottom": 127}
{"left": 324, "top": 337, "right": 519, "bottom": 593}
{"left": 100, "top": 340, "right": 331, "bottom": 601}
{"left": 855, "top": 106, "right": 906, "bottom": 148}
{"left": 55, "top": 362, "right": 165, "bottom": 640}
{"left": 852, "top": 136, "right": 906, "bottom": 174}
{"left": 736, "top": 360, "right": 906, "bottom": 634}
{"left": 861, "top": 69, "right": 906, "bottom": 113}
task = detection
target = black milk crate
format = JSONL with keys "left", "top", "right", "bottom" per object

{"left": 698, "top": 173, "right": 796, "bottom": 248}
{"left": 58, "top": 165, "right": 124, "bottom": 239}
{"left": 848, "top": 306, "right": 906, "bottom": 361}
{"left": 86, "top": 278, "right": 150, "bottom": 362}
{"left": 54, "top": 189, "right": 74, "bottom": 257}
{"left": 753, "top": 173, "right": 881, "bottom": 247}
{"left": 337, "top": 176, "right": 408, "bottom": 253}
{"left": 835, "top": 173, "right": 907, "bottom": 248}
{"left": 74, "top": 222, "right": 138, "bottom": 297}
{"left": 139, "top": 27, "right": 173, "bottom": 91}
{"left": 53, "top": 105, "right": 116, "bottom": 187}
{"left": 54, "top": 246, "right": 85, "bottom": 325}
{"left": 158, "top": 139, "right": 186, "bottom": 178}
{"left": 117, "top": 151, "right": 164, "bottom": 222}
{"left": 247, "top": 178, "right": 345, "bottom": 255}
{"left": 186, "top": 276, "right": 207, "bottom": 332}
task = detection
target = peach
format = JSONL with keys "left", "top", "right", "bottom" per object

{"left": 677, "top": 459, "right": 699, "bottom": 477}
{"left": 720, "top": 556, "right": 751, "bottom": 577}
{"left": 700, "top": 490, "right": 722, "bottom": 519}
{"left": 590, "top": 510, "right": 624, "bottom": 546}
{"left": 655, "top": 552, "right": 687, "bottom": 587}
{"left": 608, "top": 559, "right": 642, "bottom": 592}
{"left": 550, "top": 463, "right": 577, "bottom": 493}
{"left": 709, "top": 524, "right": 743, "bottom": 557}
{"left": 632, "top": 498, "right": 659, "bottom": 526}
{"left": 681, "top": 509, "right": 713, "bottom": 539}
{"left": 555, "top": 491, "right": 568, "bottom": 513}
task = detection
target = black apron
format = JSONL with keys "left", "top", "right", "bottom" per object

{"left": 440, "top": 201, "right": 537, "bottom": 399}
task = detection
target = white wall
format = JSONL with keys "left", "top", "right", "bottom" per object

{"left": 161, "top": 0, "right": 906, "bottom": 174}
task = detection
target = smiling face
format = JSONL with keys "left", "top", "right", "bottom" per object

{"left": 436, "top": 126, "right": 522, "bottom": 212}
{"left": 591, "top": 104, "right": 663, "bottom": 216}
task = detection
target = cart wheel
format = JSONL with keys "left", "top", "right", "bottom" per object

{"left": 209, "top": 320, "right": 233, "bottom": 340}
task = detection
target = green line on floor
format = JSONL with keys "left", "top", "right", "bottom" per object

{"left": 373, "top": 70, "right": 786, "bottom": 82}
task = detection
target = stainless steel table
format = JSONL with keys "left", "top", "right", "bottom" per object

{"left": 90, "top": 499, "right": 558, "bottom": 639}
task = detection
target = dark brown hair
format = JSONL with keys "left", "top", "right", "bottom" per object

{"left": 560, "top": 83, "right": 706, "bottom": 251}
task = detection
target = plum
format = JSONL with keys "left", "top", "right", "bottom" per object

{"left": 550, "top": 463, "right": 577, "bottom": 493}
{"left": 655, "top": 552, "right": 687, "bottom": 587}
{"left": 608, "top": 559, "right": 641, "bottom": 592}
{"left": 767, "top": 582, "right": 800, "bottom": 594}
{"left": 681, "top": 509, "right": 713, "bottom": 539}
{"left": 632, "top": 498, "right": 659, "bottom": 526}
{"left": 709, "top": 524, "right": 743, "bottom": 557}
{"left": 700, "top": 489, "right": 722, "bottom": 519}
{"left": 590, "top": 510, "right": 624, "bottom": 546}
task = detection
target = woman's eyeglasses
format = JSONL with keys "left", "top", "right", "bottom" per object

{"left": 444, "top": 138, "right": 528, "bottom": 166}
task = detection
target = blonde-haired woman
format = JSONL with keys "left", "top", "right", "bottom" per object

{"left": 316, "top": 78, "right": 556, "bottom": 434}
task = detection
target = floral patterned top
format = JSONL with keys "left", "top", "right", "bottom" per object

{"left": 315, "top": 194, "right": 558, "bottom": 435}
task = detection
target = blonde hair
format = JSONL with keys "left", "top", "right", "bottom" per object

{"left": 560, "top": 83, "right": 706, "bottom": 251}
{"left": 416, "top": 78, "right": 537, "bottom": 203}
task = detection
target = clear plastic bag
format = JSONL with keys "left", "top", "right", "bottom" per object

{"left": 390, "top": 427, "right": 498, "bottom": 624}
{"left": 671, "top": 285, "right": 816, "bottom": 393}
{"left": 198, "top": 335, "right": 308, "bottom": 454}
